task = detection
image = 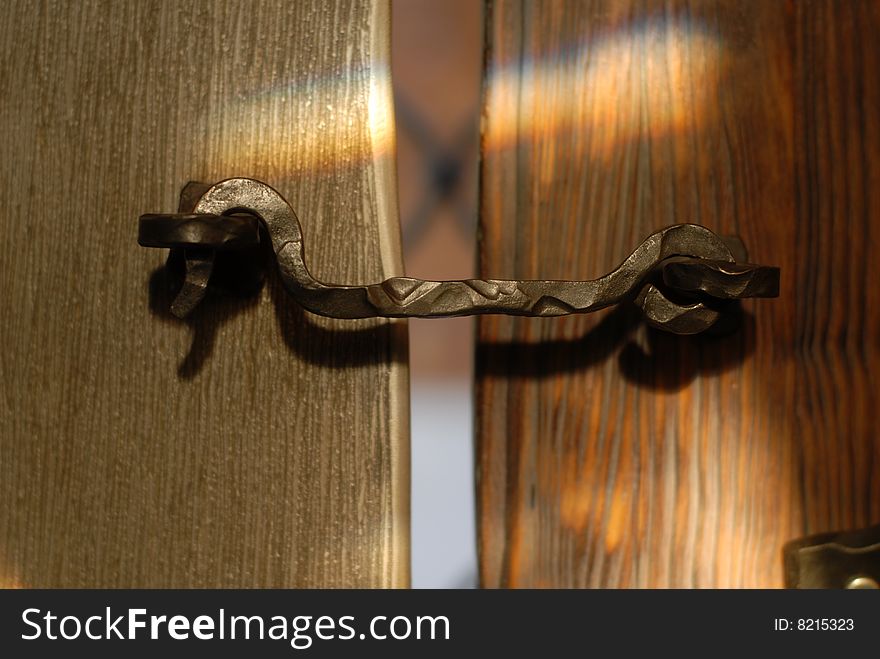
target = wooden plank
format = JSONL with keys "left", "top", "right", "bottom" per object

{"left": 477, "top": 0, "right": 880, "bottom": 587}
{"left": 0, "top": 0, "right": 408, "bottom": 587}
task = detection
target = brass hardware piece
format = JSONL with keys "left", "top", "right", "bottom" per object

{"left": 845, "top": 576, "right": 879, "bottom": 589}
{"left": 784, "top": 524, "right": 880, "bottom": 589}
{"left": 139, "top": 178, "right": 779, "bottom": 334}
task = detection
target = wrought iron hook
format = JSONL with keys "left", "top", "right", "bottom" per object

{"left": 138, "top": 178, "right": 779, "bottom": 334}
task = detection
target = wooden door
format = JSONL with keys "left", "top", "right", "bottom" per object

{"left": 477, "top": 0, "right": 880, "bottom": 587}
{"left": 0, "top": 0, "right": 408, "bottom": 587}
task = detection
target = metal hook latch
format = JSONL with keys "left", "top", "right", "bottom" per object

{"left": 138, "top": 178, "right": 779, "bottom": 334}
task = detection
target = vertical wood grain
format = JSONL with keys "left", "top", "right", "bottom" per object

{"left": 477, "top": 0, "right": 879, "bottom": 587}
{"left": 0, "top": 0, "right": 409, "bottom": 587}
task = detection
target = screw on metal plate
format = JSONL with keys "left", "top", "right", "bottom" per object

{"left": 138, "top": 178, "right": 780, "bottom": 334}
{"left": 784, "top": 524, "right": 880, "bottom": 589}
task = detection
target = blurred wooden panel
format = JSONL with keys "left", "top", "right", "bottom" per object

{"left": 0, "top": 0, "right": 408, "bottom": 587}
{"left": 477, "top": 0, "right": 879, "bottom": 587}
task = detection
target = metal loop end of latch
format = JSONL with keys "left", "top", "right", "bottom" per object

{"left": 138, "top": 178, "right": 780, "bottom": 334}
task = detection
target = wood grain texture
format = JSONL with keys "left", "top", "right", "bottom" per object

{"left": 0, "top": 0, "right": 409, "bottom": 587}
{"left": 477, "top": 0, "right": 880, "bottom": 587}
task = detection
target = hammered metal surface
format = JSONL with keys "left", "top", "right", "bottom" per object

{"left": 139, "top": 178, "right": 780, "bottom": 334}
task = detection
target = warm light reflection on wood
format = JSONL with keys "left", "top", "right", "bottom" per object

{"left": 202, "top": 68, "right": 395, "bottom": 176}
{"left": 202, "top": 20, "right": 719, "bottom": 177}
{"left": 0, "top": 572, "right": 23, "bottom": 588}
{"left": 484, "top": 19, "right": 721, "bottom": 160}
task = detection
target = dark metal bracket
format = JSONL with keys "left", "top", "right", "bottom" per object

{"left": 784, "top": 524, "right": 880, "bottom": 589}
{"left": 138, "top": 178, "right": 779, "bottom": 335}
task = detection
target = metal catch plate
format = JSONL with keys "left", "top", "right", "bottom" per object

{"left": 784, "top": 524, "right": 880, "bottom": 589}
